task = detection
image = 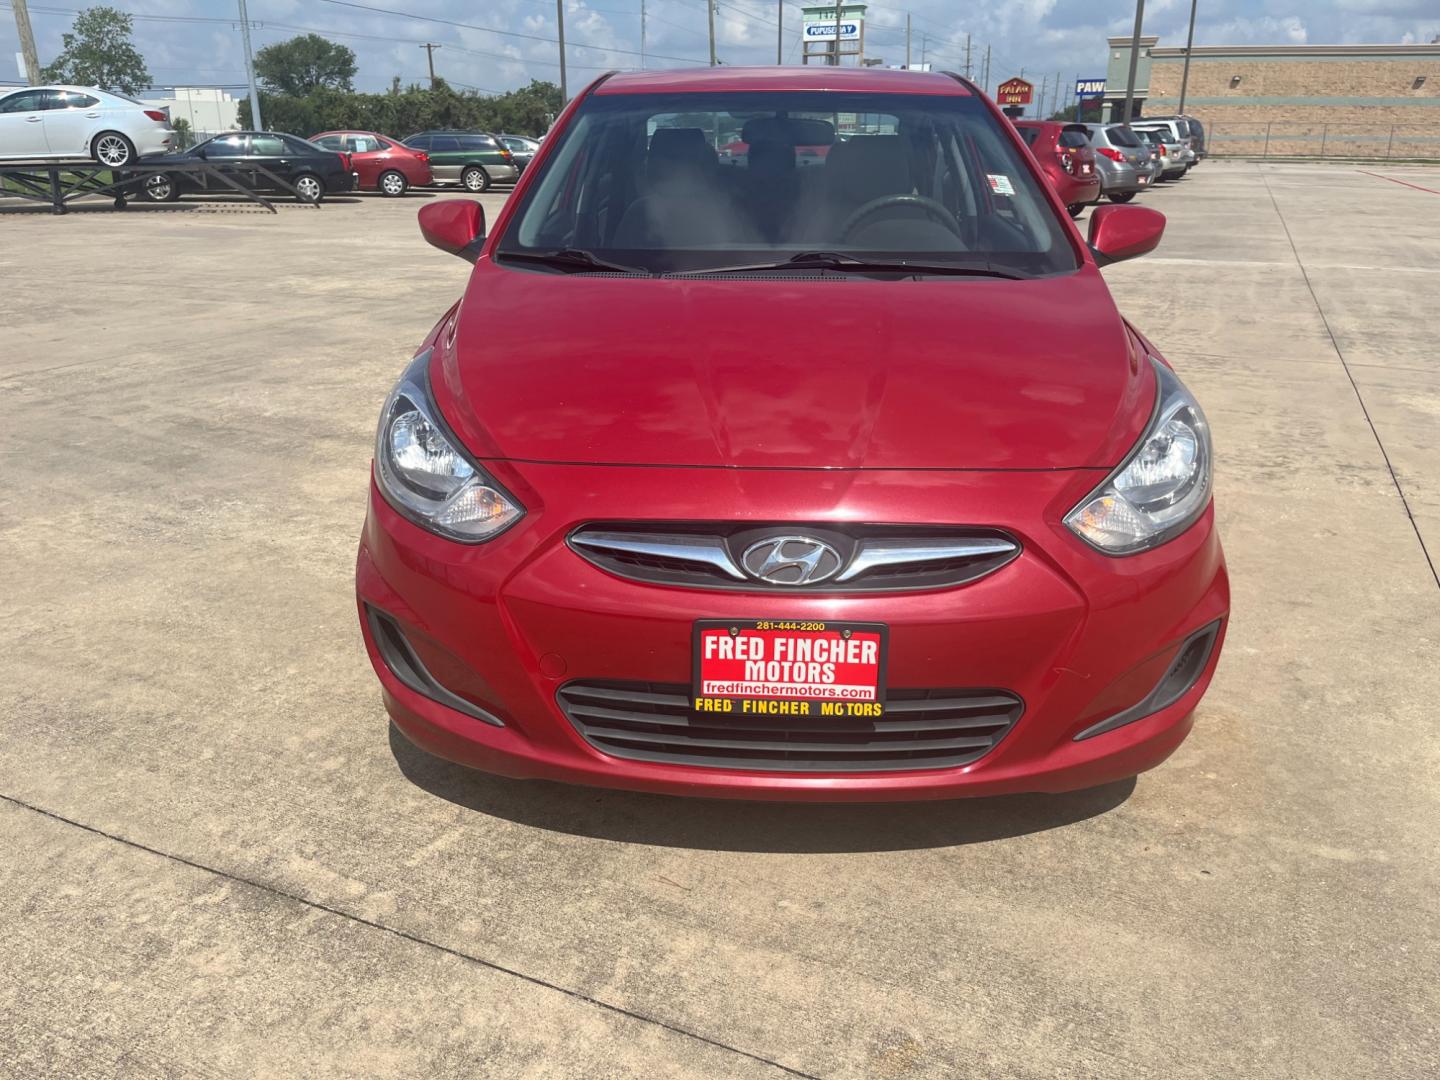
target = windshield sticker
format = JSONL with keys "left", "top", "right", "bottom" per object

{"left": 986, "top": 174, "right": 1016, "bottom": 196}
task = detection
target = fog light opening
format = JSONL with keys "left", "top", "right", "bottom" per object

{"left": 1074, "top": 620, "right": 1222, "bottom": 742}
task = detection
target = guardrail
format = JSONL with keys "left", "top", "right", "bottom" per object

{"left": 0, "top": 159, "right": 313, "bottom": 214}
{"left": 1207, "top": 123, "right": 1440, "bottom": 161}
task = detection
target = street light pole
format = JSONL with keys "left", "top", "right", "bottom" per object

{"left": 709, "top": 0, "right": 718, "bottom": 66}
{"left": 556, "top": 0, "right": 568, "bottom": 98}
{"left": 1120, "top": 0, "right": 1146, "bottom": 123}
{"left": 237, "top": 0, "right": 263, "bottom": 131}
{"left": 777, "top": 0, "right": 783, "bottom": 64}
{"left": 833, "top": 1, "right": 842, "bottom": 66}
{"left": 1178, "top": 0, "right": 1198, "bottom": 114}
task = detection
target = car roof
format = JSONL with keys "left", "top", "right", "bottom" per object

{"left": 312, "top": 129, "right": 387, "bottom": 137}
{"left": 3, "top": 84, "right": 109, "bottom": 95}
{"left": 595, "top": 66, "right": 971, "bottom": 96}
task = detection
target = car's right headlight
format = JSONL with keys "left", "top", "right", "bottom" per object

{"left": 374, "top": 349, "right": 523, "bottom": 542}
{"left": 1065, "top": 358, "right": 1212, "bottom": 555}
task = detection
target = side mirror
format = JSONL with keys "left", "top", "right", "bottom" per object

{"left": 1088, "top": 204, "right": 1165, "bottom": 267}
{"left": 418, "top": 200, "right": 486, "bottom": 263}
{"left": 194, "top": 147, "right": 207, "bottom": 159}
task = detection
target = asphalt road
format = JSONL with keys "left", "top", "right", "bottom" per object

{"left": 2, "top": 164, "right": 1438, "bottom": 1078}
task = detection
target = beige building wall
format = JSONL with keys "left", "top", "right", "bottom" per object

{"left": 1144, "top": 44, "right": 1440, "bottom": 158}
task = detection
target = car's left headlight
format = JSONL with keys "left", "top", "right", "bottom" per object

{"left": 374, "top": 350, "right": 523, "bottom": 542}
{"left": 1065, "top": 358, "right": 1212, "bottom": 555}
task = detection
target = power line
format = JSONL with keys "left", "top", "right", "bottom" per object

{"left": 309, "top": 0, "right": 703, "bottom": 64}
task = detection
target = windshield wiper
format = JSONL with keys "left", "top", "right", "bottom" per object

{"left": 679, "top": 251, "right": 1028, "bottom": 279}
{"left": 497, "top": 248, "right": 649, "bottom": 275}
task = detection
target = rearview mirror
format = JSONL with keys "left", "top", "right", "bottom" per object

{"left": 418, "top": 200, "right": 486, "bottom": 262}
{"left": 1087, "top": 204, "right": 1165, "bottom": 267}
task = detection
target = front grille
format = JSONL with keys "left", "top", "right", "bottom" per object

{"left": 557, "top": 681, "right": 1023, "bottom": 773}
{"left": 568, "top": 524, "right": 1019, "bottom": 593}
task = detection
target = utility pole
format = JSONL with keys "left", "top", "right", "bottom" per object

{"left": 920, "top": 32, "right": 927, "bottom": 68}
{"left": 709, "top": 0, "right": 718, "bottom": 66}
{"left": 777, "top": 0, "right": 783, "bottom": 64}
{"left": 981, "top": 45, "right": 990, "bottom": 95}
{"left": 419, "top": 43, "right": 442, "bottom": 88}
{"left": 833, "top": 1, "right": 842, "bottom": 66}
{"left": 1037, "top": 75, "right": 1047, "bottom": 119}
{"left": 1177, "top": 0, "right": 1198, "bottom": 114}
{"left": 1121, "top": 0, "right": 1145, "bottom": 123}
{"left": 904, "top": 14, "right": 910, "bottom": 70}
{"left": 1053, "top": 69, "right": 1062, "bottom": 115}
{"left": 556, "top": 0, "right": 568, "bottom": 99}
{"left": 237, "top": 0, "right": 263, "bottom": 132}
{"left": 964, "top": 34, "right": 972, "bottom": 79}
{"left": 640, "top": 0, "right": 646, "bottom": 69}
{"left": 10, "top": 0, "right": 41, "bottom": 84}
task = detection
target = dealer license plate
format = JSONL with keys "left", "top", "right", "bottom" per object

{"left": 692, "top": 620, "right": 888, "bottom": 719}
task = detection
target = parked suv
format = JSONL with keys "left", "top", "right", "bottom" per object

{"left": 0, "top": 85, "right": 175, "bottom": 165}
{"left": 1082, "top": 123, "right": 1153, "bottom": 203}
{"left": 1012, "top": 119, "right": 1100, "bottom": 217}
{"left": 1133, "top": 116, "right": 1204, "bottom": 161}
{"left": 1137, "top": 129, "right": 1188, "bottom": 180}
{"left": 311, "top": 130, "right": 432, "bottom": 195}
{"left": 358, "top": 67, "right": 1227, "bottom": 802}
{"left": 402, "top": 130, "right": 518, "bottom": 191}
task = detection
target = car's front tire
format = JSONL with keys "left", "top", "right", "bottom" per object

{"left": 1108, "top": 191, "right": 1137, "bottom": 203}
{"left": 379, "top": 169, "right": 408, "bottom": 197}
{"left": 294, "top": 173, "right": 325, "bottom": 203}
{"left": 462, "top": 165, "right": 491, "bottom": 192}
{"left": 142, "top": 173, "right": 180, "bottom": 202}
{"left": 92, "top": 131, "right": 136, "bottom": 168}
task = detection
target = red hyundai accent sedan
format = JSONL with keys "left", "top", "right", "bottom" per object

{"left": 356, "top": 67, "right": 1228, "bottom": 802}
{"left": 311, "top": 130, "right": 432, "bottom": 195}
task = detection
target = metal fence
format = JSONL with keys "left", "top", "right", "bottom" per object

{"left": 1208, "top": 123, "right": 1440, "bottom": 161}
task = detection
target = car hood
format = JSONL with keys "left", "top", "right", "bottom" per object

{"left": 435, "top": 264, "right": 1153, "bottom": 470}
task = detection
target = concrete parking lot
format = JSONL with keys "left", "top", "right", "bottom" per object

{"left": 2, "top": 163, "right": 1438, "bottom": 1078}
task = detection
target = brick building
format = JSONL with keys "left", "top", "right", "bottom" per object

{"left": 1103, "top": 37, "right": 1440, "bottom": 158}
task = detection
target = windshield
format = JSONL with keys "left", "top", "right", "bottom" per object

{"left": 497, "top": 90, "right": 1076, "bottom": 277}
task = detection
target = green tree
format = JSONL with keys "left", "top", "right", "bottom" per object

{"left": 41, "top": 6, "right": 150, "bottom": 95}
{"left": 236, "top": 80, "right": 562, "bottom": 140}
{"left": 253, "top": 34, "right": 357, "bottom": 95}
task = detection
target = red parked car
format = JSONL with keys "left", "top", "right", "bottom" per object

{"left": 310, "top": 130, "right": 432, "bottom": 196}
{"left": 1013, "top": 119, "right": 1101, "bottom": 217}
{"left": 357, "top": 67, "right": 1227, "bottom": 802}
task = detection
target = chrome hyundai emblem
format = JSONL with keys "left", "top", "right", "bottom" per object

{"left": 740, "top": 536, "right": 843, "bottom": 586}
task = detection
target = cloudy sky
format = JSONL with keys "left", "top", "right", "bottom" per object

{"left": 3, "top": 0, "right": 1438, "bottom": 98}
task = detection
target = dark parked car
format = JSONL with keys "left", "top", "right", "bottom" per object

{"left": 401, "top": 130, "right": 518, "bottom": 191}
{"left": 497, "top": 134, "right": 540, "bottom": 172}
{"left": 139, "top": 131, "right": 355, "bottom": 203}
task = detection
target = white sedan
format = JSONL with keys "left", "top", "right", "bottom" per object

{"left": 0, "top": 85, "right": 177, "bottom": 166}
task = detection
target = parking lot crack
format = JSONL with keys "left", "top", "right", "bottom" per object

{"left": 1259, "top": 167, "right": 1440, "bottom": 592}
{"left": 0, "top": 793, "right": 822, "bottom": 1080}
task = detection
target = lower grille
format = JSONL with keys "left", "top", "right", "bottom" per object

{"left": 556, "top": 682, "right": 1022, "bottom": 773}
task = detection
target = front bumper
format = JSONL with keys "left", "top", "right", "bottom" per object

{"left": 356, "top": 460, "right": 1229, "bottom": 802}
